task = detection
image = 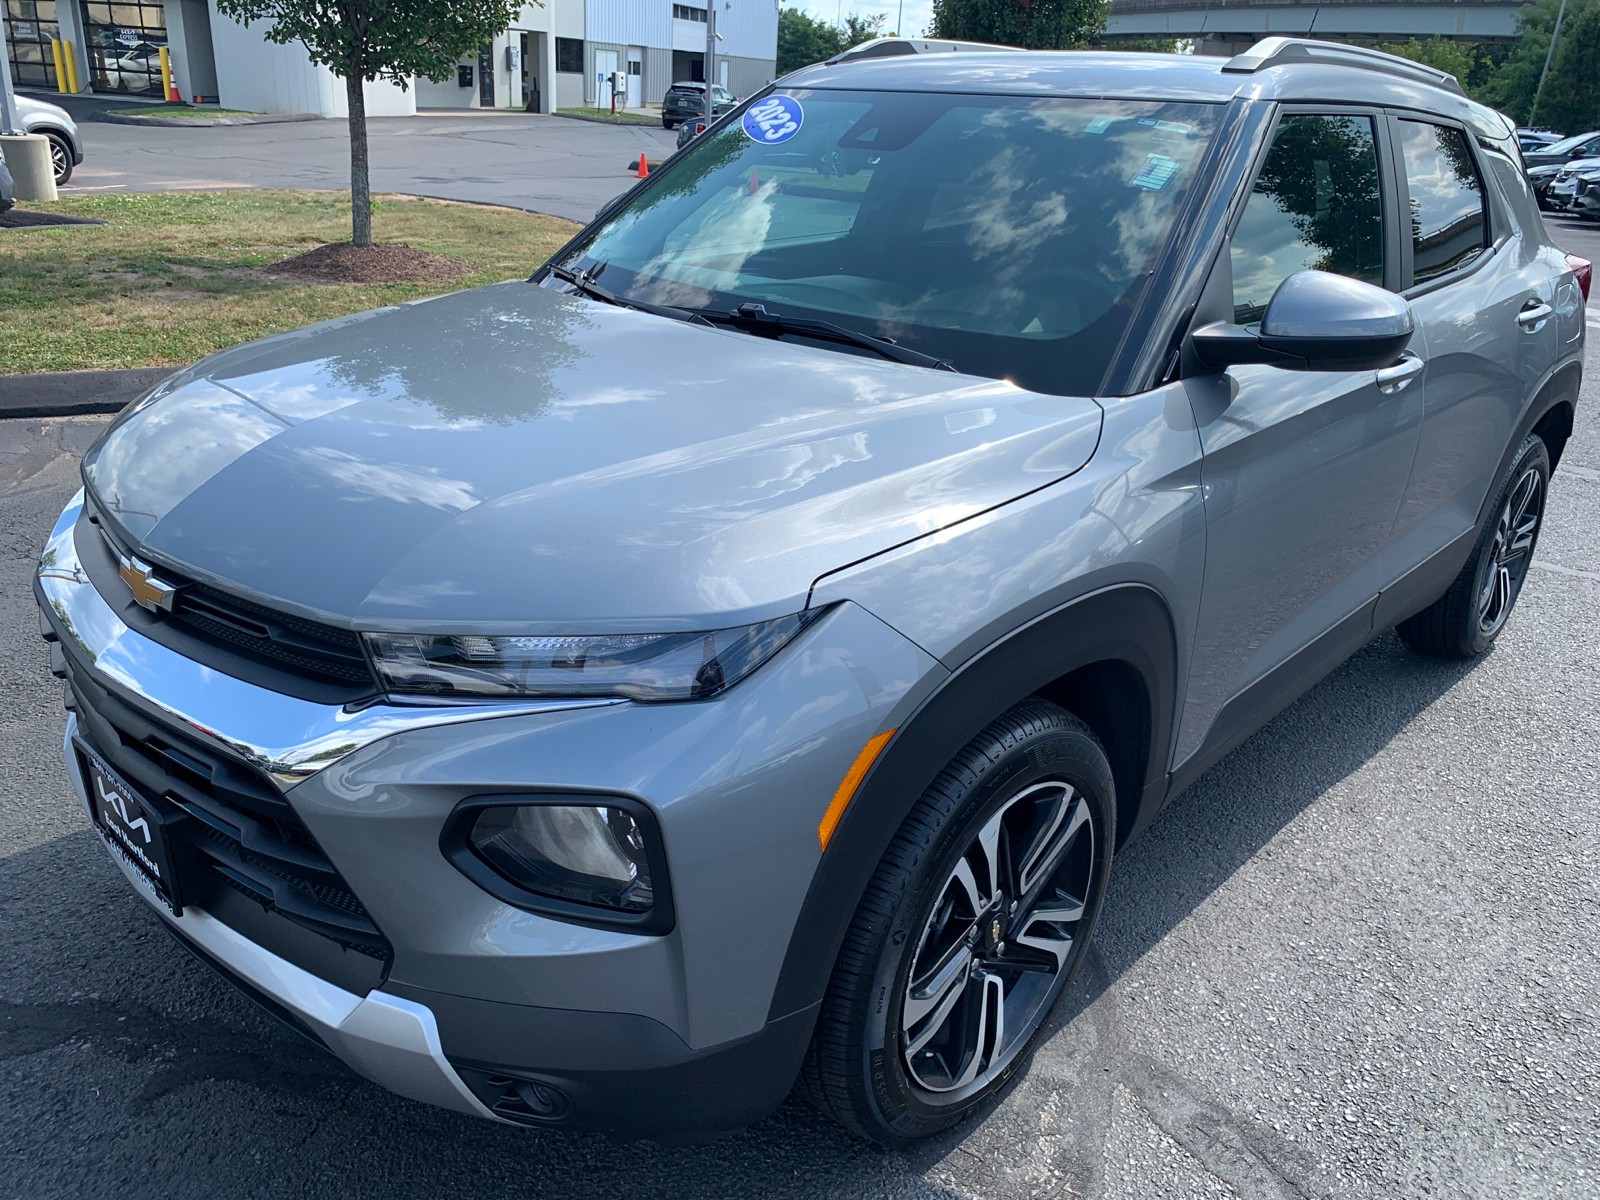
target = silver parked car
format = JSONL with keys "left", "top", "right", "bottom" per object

{"left": 15, "top": 94, "right": 83, "bottom": 185}
{"left": 37, "top": 38, "right": 1588, "bottom": 1142}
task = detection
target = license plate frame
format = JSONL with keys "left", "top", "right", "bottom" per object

{"left": 81, "top": 744, "right": 184, "bottom": 914}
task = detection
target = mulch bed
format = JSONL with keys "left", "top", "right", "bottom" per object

{"left": 1, "top": 209, "right": 107, "bottom": 227}
{"left": 266, "top": 241, "right": 471, "bottom": 284}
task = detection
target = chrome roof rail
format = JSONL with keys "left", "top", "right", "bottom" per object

{"left": 1221, "top": 36, "right": 1465, "bottom": 97}
{"left": 826, "top": 37, "right": 1026, "bottom": 65}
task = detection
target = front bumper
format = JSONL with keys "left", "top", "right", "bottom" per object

{"left": 41, "top": 489, "right": 945, "bottom": 1133}
{"left": 65, "top": 718, "right": 501, "bottom": 1121}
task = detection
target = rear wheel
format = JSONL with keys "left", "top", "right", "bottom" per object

{"left": 1397, "top": 434, "right": 1549, "bottom": 658}
{"left": 802, "top": 699, "right": 1114, "bottom": 1143}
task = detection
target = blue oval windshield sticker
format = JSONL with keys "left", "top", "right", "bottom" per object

{"left": 743, "top": 95, "right": 803, "bottom": 144}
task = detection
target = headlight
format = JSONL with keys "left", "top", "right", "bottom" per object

{"left": 365, "top": 608, "right": 827, "bottom": 701}
{"left": 441, "top": 796, "right": 674, "bottom": 934}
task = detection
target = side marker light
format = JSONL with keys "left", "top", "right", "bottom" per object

{"left": 818, "top": 728, "right": 896, "bottom": 850}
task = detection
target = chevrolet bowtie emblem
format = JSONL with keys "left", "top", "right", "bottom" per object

{"left": 118, "top": 554, "right": 178, "bottom": 613}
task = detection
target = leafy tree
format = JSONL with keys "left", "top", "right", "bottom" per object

{"left": 778, "top": 7, "right": 841, "bottom": 74}
{"left": 930, "top": 0, "right": 1107, "bottom": 49}
{"left": 777, "top": 8, "right": 887, "bottom": 75}
{"left": 842, "top": 12, "right": 888, "bottom": 44}
{"left": 1375, "top": 36, "right": 1475, "bottom": 83}
{"left": 216, "top": 0, "right": 520, "bottom": 247}
{"left": 1479, "top": 0, "right": 1600, "bottom": 129}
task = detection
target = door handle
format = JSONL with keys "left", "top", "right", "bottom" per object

{"left": 1518, "top": 300, "right": 1554, "bottom": 332}
{"left": 1375, "top": 353, "right": 1424, "bottom": 394}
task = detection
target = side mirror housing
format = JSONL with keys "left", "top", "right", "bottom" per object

{"left": 1191, "top": 270, "right": 1413, "bottom": 372}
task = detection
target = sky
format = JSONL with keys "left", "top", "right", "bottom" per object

{"left": 795, "top": 0, "right": 937, "bottom": 41}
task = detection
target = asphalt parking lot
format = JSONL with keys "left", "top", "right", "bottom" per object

{"left": 2, "top": 222, "right": 1598, "bottom": 1198}
{"left": 39, "top": 95, "right": 678, "bottom": 222}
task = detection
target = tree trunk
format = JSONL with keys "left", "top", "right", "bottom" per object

{"left": 345, "top": 70, "right": 372, "bottom": 248}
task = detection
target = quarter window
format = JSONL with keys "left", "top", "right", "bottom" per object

{"left": 1397, "top": 120, "right": 1487, "bottom": 285}
{"left": 1231, "top": 114, "right": 1385, "bottom": 326}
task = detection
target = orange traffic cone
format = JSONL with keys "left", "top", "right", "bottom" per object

{"left": 636, "top": 153, "right": 649, "bottom": 178}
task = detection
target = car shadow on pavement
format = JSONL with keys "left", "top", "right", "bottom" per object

{"left": 0, "top": 629, "right": 1480, "bottom": 1199}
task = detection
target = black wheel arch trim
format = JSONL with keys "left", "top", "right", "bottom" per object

{"left": 766, "top": 582, "right": 1177, "bottom": 1023}
{"left": 1468, "top": 358, "right": 1580, "bottom": 538}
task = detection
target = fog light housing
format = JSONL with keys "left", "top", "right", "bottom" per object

{"left": 441, "top": 795, "right": 674, "bottom": 934}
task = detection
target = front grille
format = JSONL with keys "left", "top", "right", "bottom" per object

{"left": 170, "top": 582, "right": 374, "bottom": 685}
{"left": 67, "top": 659, "right": 393, "bottom": 982}
{"left": 81, "top": 496, "right": 380, "bottom": 701}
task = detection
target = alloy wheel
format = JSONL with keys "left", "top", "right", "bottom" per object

{"left": 901, "top": 780, "right": 1094, "bottom": 1095}
{"left": 1477, "top": 465, "right": 1543, "bottom": 638}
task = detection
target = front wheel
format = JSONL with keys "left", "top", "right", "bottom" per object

{"left": 44, "top": 132, "right": 72, "bottom": 185}
{"left": 802, "top": 699, "right": 1115, "bottom": 1143}
{"left": 1398, "top": 433, "right": 1549, "bottom": 658}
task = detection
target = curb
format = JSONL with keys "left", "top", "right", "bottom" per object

{"left": 0, "top": 367, "right": 176, "bottom": 419}
{"left": 552, "top": 112, "right": 664, "bottom": 129}
{"left": 95, "top": 111, "right": 323, "bottom": 127}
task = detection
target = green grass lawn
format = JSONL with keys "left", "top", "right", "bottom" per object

{"left": 0, "top": 190, "right": 580, "bottom": 373}
{"left": 113, "top": 106, "right": 262, "bottom": 118}
{"left": 557, "top": 107, "right": 661, "bottom": 125}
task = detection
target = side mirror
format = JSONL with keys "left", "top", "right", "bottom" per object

{"left": 1191, "top": 270, "right": 1413, "bottom": 372}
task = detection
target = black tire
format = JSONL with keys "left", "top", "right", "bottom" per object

{"left": 801, "top": 699, "right": 1115, "bottom": 1143}
{"left": 662, "top": 119, "right": 677, "bottom": 130}
{"left": 44, "top": 132, "right": 73, "bottom": 186}
{"left": 1397, "top": 433, "right": 1550, "bottom": 659}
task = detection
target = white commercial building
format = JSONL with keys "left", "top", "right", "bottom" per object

{"left": 4, "top": 0, "right": 775, "bottom": 117}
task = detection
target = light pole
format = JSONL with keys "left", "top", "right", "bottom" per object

{"left": 1529, "top": 0, "right": 1569, "bottom": 128}
{"left": 704, "top": 0, "right": 717, "bottom": 115}
{"left": 0, "top": 14, "right": 19, "bottom": 134}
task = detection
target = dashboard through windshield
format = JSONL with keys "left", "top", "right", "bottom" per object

{"left": 553, "top": 89, "right": 1222, "bottom": 395}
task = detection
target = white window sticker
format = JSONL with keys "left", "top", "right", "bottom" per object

{"left": 1130, "top": 154, "right": 1182, "bottom": 191}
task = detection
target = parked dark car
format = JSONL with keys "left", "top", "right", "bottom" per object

{"left": 661, "top": 81, "right": 734, "bottom": 129}
{"left": 675, "top": 115, "right": 707, "bottom": 148}
{"left": 1523, "top": 129, "right": 1600, "bottom": 170}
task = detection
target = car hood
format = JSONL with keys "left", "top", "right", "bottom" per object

{"left": 82, "top": 282, "right": 1101, "bottom": 632}
{"left": 16, "top": 94, "right": 75, "bottom": 132}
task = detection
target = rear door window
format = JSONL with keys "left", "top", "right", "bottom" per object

{"left": 1396, "top": 120, "right": 1487, "bottom": 285}
{"left": 1230, "top": 114, "right": 1386, "bottom": 325}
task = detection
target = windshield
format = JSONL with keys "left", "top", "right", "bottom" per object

{"left": 1545, "top": 131, "right": 1600, "bottom": 154}
{"left": 553, "top": 89, "right": 1221, "bottom": 395}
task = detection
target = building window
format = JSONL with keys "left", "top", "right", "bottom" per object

{"left": 80, "top": 0, "right": 168, "bottom": 96}
{"left": 673, "top": 4, "right": 706, "bottom": 21}
{"left": 556, "top": 37, "right": 583, "bottom": 74}
{"left": 5, "top": 0, "right": 62, "bottom": 89}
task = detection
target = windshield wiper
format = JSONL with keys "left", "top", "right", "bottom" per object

{"left": 697, "top": 303, "right": 958, "bottom": 372}
{"left": 547, "top": 265, "right": 711, "bottom": 326}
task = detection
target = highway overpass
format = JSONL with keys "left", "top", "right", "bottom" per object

{"left": 1105, "top": 0, "right": 1530, "bottom": 51}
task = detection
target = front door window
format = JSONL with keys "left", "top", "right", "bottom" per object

{"left": 1230, "top": 113, "right": 1385, "bottom": 324}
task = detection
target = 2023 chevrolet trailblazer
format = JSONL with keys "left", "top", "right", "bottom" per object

{"left": 37, "top": 38, "right": 1588, "bottom": 1142}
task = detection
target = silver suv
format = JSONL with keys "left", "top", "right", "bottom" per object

{"left": 37, "top": 38, "right": 1589, "bottom": 1143}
